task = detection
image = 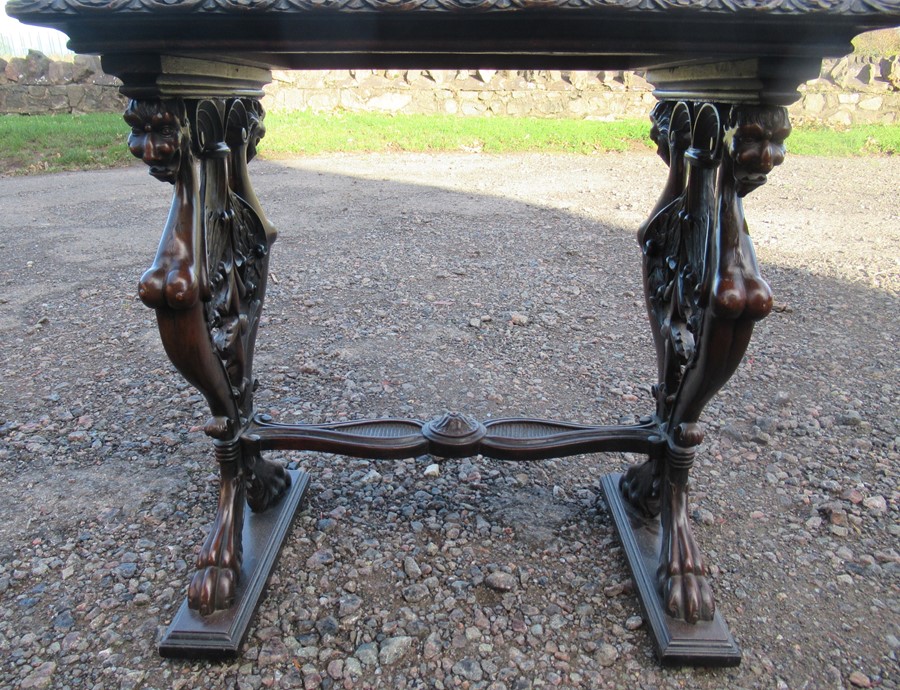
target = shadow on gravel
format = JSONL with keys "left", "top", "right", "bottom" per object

{"left": 0, "top": 155, "right": 897, "bottom": 689}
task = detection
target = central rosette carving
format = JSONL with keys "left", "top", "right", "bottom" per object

{"left": 422, "top": 412, "right": 486, "bottom": 457}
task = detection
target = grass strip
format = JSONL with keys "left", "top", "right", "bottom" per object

{"left": 260, "top": 111, "right": 653, "bottom": 155}
{"left": 0, "top": 112, "right": 131, "bottom": 176}
{"left": 1, "top": 111, "right": 898, "bottom": 177}
{"left": 786, "top": 124, "right": 900, "bottom": 157}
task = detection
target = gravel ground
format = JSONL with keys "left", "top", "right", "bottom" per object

{"left": 0, "top": 152, "right": 898, "bottom": 690}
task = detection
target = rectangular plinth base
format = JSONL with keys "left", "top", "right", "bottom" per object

{"left": 600, "top": 473, "right": 741, "bottom": 667}
{"left": 159, "top": 468, "right": 310, "bottom": 659}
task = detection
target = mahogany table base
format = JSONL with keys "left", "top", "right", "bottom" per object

{"left": 116, "top": 94, "right": 790, "bottom": 666}
{"left": 159, "top": 468, "right": 310, "bottom": 659}
{"left": 601, "top": 474, "right": 741, "bottom": 667}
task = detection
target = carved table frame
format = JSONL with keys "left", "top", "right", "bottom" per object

{"left": 9, "top": 0, "right": 900, "bottom": 668}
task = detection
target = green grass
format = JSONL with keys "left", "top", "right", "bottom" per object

{"left": 260, "top": 111, "right": 652, "bottom": 155}
{"left": 786, "top": 124, "right": 900, "bottom": 157}
{"left": 1, "top": 111, "right": 899, "bottom": 177}
{"left": 0, "top": 112, "right": 131, "bottom": 176}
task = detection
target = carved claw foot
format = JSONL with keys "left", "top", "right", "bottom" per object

{"left": 189, "top": 565, "right": 237, "bottom": 616}
{"left": 620, "top": 457, "right": 662, "bottom": 518}
{"left": 189, "top": 473, "right": 244, "bottom": 615}
{"left": 658, "top": 478, "right": 715, "bottom": 623}
{"left": 246, "top": 453, "right": 291, "bottom": 513}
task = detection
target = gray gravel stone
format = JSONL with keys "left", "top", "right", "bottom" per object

{"left": 354, "top": 642, "right": 379, "bottom": 667}
{"left": 452, "top": 657, "right": 484, "bottom": 681}
{"left": 595, "top": 642, "right": 619, "bottom": 667}
{"left": 485, "top": 571, "right": 517, "bottom": 592}
{"left": 379, "top": 636, "right": 413, "bottom": 665}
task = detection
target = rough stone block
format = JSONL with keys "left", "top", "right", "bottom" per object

{"left": 72, "top": 55, "right": 101, "bottom": 83}
{"left": 625, "top": 72, "right": 652, "bottom": 91}
{"left": 477, "top": 69, "right": 496, "bottom": 84}
{"left": 22, "top": 50, "right": 51, "bottom": 83}
{"left": 858, "top": 95, "right": 884, "bottom": 111}
{"left": 68, "top": 84, "right": 86, "bottom": 111}
{"left": 307, "top": 92, "right": 340, "bottom": 112}
{"left": 49, "top": 61, "right": 75, "bottom": 84}
{"left": 460, "top": 101, "right": 485, "bottom": 116}
{"left": 803, "top": 93, "right": 826, "bottom": 113}
{"left": 323, "top": 70, "right": 354, "bottom": 87}
{"left": 46, "top": 85, "right": 71, "bottom": 111}
{"left": 828, "top": 109, "right": 853, "bottom": 126}
{"left": 887, "top": 58, "right": 900, "bottom": 89}
{"left": 339, "top": 89, "right": 366, "bottom": 112}
{"left": 366, "top": 93, "right": 412, "bottom": 112}
{"left": 565, "top": 71, "right": 595, "bottom": 90}
{"left": 6, "top": 58, "right": 26, "bottom": 83}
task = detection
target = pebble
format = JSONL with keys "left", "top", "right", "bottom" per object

{"left": 343, "top": 657, "right": 362, "bottom": 678}
{"left": 354, "top": 642, "right": 378, "bottom": 667}
{"left": 595, "top": 643, "right": 619, "bottom": 667}
{"left": 306, "top": 549, "right": 335, "bottom": 569}
{"left": 403, "top": 556, "right": 422, "bottom": 579}
{"left": 20, "top": 662, "right": 56, "bottom": 689}
{"left": 379, "top": 636, "right": 413, "bottom": 665}
{"left": 849, "top": 671, "right": 872, "bottom": 688}
{"left": 625, "top": 615, "right": 643, "bottom": 631}
{"left": 485, "top": 571, "right": 517, "bottom": 592}
{"left": 327, "top": 659, "right": 344, "bottom": 680}
{"left": 402, "top": 583, "right": 430, "bottom": 602}
{"left": 338, "top": 594, "right": 362, "bottom": 618}
{"left": 862, "top": 495, "right": 887, "bottom": 514}
{"left": 452, "top": 658, "right": 484, "bottom": 682}
{"left": 838, "top": 411, "right": 863, "bottom": 426}
{"left": 423, "top": 463, "right": 441, "bottom": 478}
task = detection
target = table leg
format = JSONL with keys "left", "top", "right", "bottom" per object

{"left": 124, "top": 98, "right": 302, "bottom": 646}
{"left": 607, "top": 101, "right": 791, "bottom": 662}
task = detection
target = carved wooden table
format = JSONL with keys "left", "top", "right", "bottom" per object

{"left": 10, "top": 0, "right": 899, "bottom": 667}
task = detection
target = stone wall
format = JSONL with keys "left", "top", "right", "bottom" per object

{"left": 264, "top": 69, "right": 659, "bottom": 121}
{"left": 2, "top": 49, "right": 898, "bottom": 126}
{"left": 0, "top": 50, "right": 124, "bottom": 114}
{"left": 265, "top": 57, "right": 900, "bottom": 126}
{"left": 793, "top": 56, "right": 900, "bottom": 126}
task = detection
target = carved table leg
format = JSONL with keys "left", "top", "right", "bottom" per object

{"left": 604, "top": 101, "right": 791, "bottom": 664}
{"left": 124, "top": 97, "right": 307, "bottom": 656}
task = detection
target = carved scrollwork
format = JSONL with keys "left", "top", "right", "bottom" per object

{"left": 198, "top": 100, "right": 271, "bottom": 418}
{"left": 9, "top": 0, "right": 899, "bottom": 14}
{"left": 638, "top": 100, "right": 788, "bottom": 434}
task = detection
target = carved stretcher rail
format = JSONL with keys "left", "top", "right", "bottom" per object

{"left": 242, "top": 413, "right": 666, "bottom": 460}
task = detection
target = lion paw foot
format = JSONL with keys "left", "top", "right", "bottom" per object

{"left": 188, "top": 475, "right": 243, "bottom": 614}
{"left": 188, "top": 565, "right": 237, "bottom": 615}
{"left": 661, "top": 571, "right": 715, "bottom": 623}
{"left": 620, "top": 459, "right": 661, "bottom": 518}
{"left": 658, "top": 480, "right": 716, "bottom": 623}
{"left": 247, "top": 455, "right": 290, "bottom": 513}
